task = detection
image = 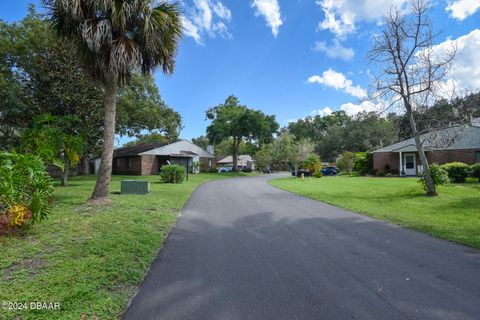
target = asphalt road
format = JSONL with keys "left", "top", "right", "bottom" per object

{"left": 124, "top": 174, "right": 480, "bottom": 320}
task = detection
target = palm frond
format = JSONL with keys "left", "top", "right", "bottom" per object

{"left": 44, "top": 0, "right": 183, "bottom": 84}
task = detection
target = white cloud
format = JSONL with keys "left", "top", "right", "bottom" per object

{"left": 316, "top": 0, "right": 409, "bottom": 36}
{"left": 182, "top": 0, "right": 232, "bottom": 44}
{"left": 311, "top": 107, "right": 334, "bottom": 116}
{"left": 251, "top": 0, "right": 283, "bottom": 37}
{"left": 307, "top": 69, "right": 367, "bottom": 99}
{"left": 213, "top": 1, "right": 232, "bottom": 20}
{"left": 181, "top": 16, "right": 201, "bottom": 43}
{"left": 429, "top": 29, "right": 480, "bottom": 93}
{"left": 339, "top": 101, "right": 380, "bottom": 116}
{"left": 313, "top": 39, "right": 355, "bottom": 60}
{"left": 446, "top": 0, "right": 480, "bottom": 20}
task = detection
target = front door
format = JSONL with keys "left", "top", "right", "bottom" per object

{"left": 404, "top": 154, "right": 416, "bottom": 176}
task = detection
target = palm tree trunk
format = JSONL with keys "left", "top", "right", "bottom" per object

{"left": 91, "top": 78, "right": 117, "bottom": 200}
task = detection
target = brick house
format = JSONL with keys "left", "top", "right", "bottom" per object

{"left": 373, "top": 125, "right": 480, "bottom": 176}
{"left": 109, "top": 140, "right": 215, "bottom": 175}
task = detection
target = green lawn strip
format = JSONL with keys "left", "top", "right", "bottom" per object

{"left": 270, "top": 176, "right": 480, "bottom": 249}
{"left": 0, "top": 173, "right": 249, "bottom": 320}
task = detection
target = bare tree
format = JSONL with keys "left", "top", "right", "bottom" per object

{"left": 290, "top": 138, "right": 315, "bottom": 172}
{"left": 369, "top": 0, "right": 455, "bottom": 196}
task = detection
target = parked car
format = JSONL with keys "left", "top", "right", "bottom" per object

{"left": 321, "top": 166, "right": 340, "bottom": 176}
{"left": 218, "top": 166, "right": 233, "bottom": 173}
{"left": 263, "top": 168, "right": 275, "bottom": 174}
{"left": 292, "top": 169, "right": 312, "bottom": 177}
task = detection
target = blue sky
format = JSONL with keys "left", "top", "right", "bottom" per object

{"left": 1, "top": 0, "right": 479, "bottom": 146}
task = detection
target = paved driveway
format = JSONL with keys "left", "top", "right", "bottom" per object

{"left": 124, "top": 174, "right": 480, "bottom": 320}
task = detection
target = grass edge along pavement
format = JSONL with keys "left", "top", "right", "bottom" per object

{"left": 0, "top": 173, "right": 253, "bottom": 320}
{"left": 270, "top": 175, "right": 480, "bottom": 250}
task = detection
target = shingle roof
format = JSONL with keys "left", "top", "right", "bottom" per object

{"left": 373, "top": 125, "right": 480, "bottom": 153}
{"left": 113, "top": 142, "right": 169, "bottom": 157}
{"left": 217, "top": 155, "right": 253, "bottom": 164}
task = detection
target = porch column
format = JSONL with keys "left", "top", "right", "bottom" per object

{"left": 399, "top": 152, "right": 403, "bottom": 176}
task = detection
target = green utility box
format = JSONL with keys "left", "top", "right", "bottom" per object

{"left": 121, "top": 180, "right": 150, "bottom": 195}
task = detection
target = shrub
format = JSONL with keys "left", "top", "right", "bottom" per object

{"left": 354, "top": 152, "right": 373, "bottom": 175}
{"left": 470, "top": 164, "right": 480, "bottom": 182}
{"left": 0, "top": 152, "right": 54, "bottom": 232}
{"left": 313, "top": 171, "right": 323, "bottom": 178}
{"left": 303, "top": 154, "right": 322, "bottom": 173}
{"left": 441, "top": 162, "right": 470, "bottom": 183}
{"left": 418, "top": 164, "right": 449, "bottom": 191}
{"left": 337, "top": 151, "right": 355, "bottom": 175}
{"left": 160, "top": 164, "right": 185, "bottom": 183}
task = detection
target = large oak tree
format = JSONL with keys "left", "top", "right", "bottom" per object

{"left": 206, "top": 96, "right": 279, "bottom": 171}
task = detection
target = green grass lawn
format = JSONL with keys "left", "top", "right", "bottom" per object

{"left": 0, "top": 173, "right": 252, "bottom": 320}
{"left": 270, "top": 176, "right": 480, "bottom": 249}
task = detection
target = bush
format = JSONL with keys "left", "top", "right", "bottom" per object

{"left": 337, "top": 151, "right": 355, "bottom": 175}
{"left": 471, "top": 164, "right": 480, "bottom": 182}
{"left": 354, "top": 152, "right": 373, "bottom": 175}
{"left": 313, "top": 171, "right": 323, "bottom": 178}
{"left": 418, "top": 164, "right": 449, "bottom": 191}
{"left": 160, "top": 164, "right": 185, "bottom": 183}
{"left": 0, "top": 152, "right": 54, "bottom": 232}
{"left": 441, "top": 162, "right": 470, "bottom": 183}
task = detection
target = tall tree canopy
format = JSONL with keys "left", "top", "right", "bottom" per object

{"left": 0, "top": 9, "right": 182, "bottom": 177}
{"left": 117, "top": 73, "right": 182, "bottom": 141}
{"left": 206, "top": 96, "right": 279, "bottom": 171}
{"left": 123, "top": 133, "right": 169, "bottom": 147}
{"left": 45, "top": 0, "right": 183, "bottom": 201}
{"left": 284, "top": 111, "right": 397, "bottom": 161}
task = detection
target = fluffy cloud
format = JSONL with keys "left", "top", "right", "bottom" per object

{"left": 251, "top": 0, "right": 283, "bottom": 37}
{"left": 339, "top": 101, "right": 380, "bottom": 116}
{"left": 446, "top": 0, "right": 480, "bottom": 20}
{"left": 429, "top": 29, "right": 480, "bottom": 93}
{"left": 182, "top": 0, "right": 232, "bottom": 44}
{"left": 316, "top": 0, "right": 409, "bottom": 36}
{"left": 313, "top": 39, "right": 355, "bottom": 60}
{"left": 311, "top": 107, "right": 334, "bottom": 116}
{"left": 307, "top": 69, "right": 367, "bottom": 99}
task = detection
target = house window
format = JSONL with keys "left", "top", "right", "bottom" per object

{"left": 116, "top": 158, "right": 121, "bottom": 168}
{"left": 476, "top": 151, "right": 480, "bottom": 163}
{"left": 208, "top": 159, "right": 212, "bottom": 167}
{"left": 127, "top": 157, "right": 132, "bottom": 168}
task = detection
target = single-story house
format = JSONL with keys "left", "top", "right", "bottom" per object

{"left": 217, "top": 154, "right": 255, "bottom": 171}
{"left": 105, "top": 140, "right": 215, "bottom": 175}
{"left": 373, "top": 124, "right": 480, "bottom": 176}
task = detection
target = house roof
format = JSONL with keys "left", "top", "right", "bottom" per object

{"left": 373, "top": 125, "right": 480, "bottom": 153}
{"left": 140, "top": 140, "right": 215, "bottom": 158}
{"left": 113, "top": 142, "right": 169, "bottom": 157}
{"left": 217, "top": 155, "right": 253, "bottom": 164}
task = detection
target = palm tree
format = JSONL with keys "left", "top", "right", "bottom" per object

{"left": 44, "top": 0, "right": 183, "bottom": 201}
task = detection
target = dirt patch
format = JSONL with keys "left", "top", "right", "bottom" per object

{"left": 85, "top": 197, "right": 113, "bottom": 206}
{"left": 2, "top": 256, "right": 47, "bottom": 281}
{"left": 75, "top": 198, "right": 112, "bottom": 215}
